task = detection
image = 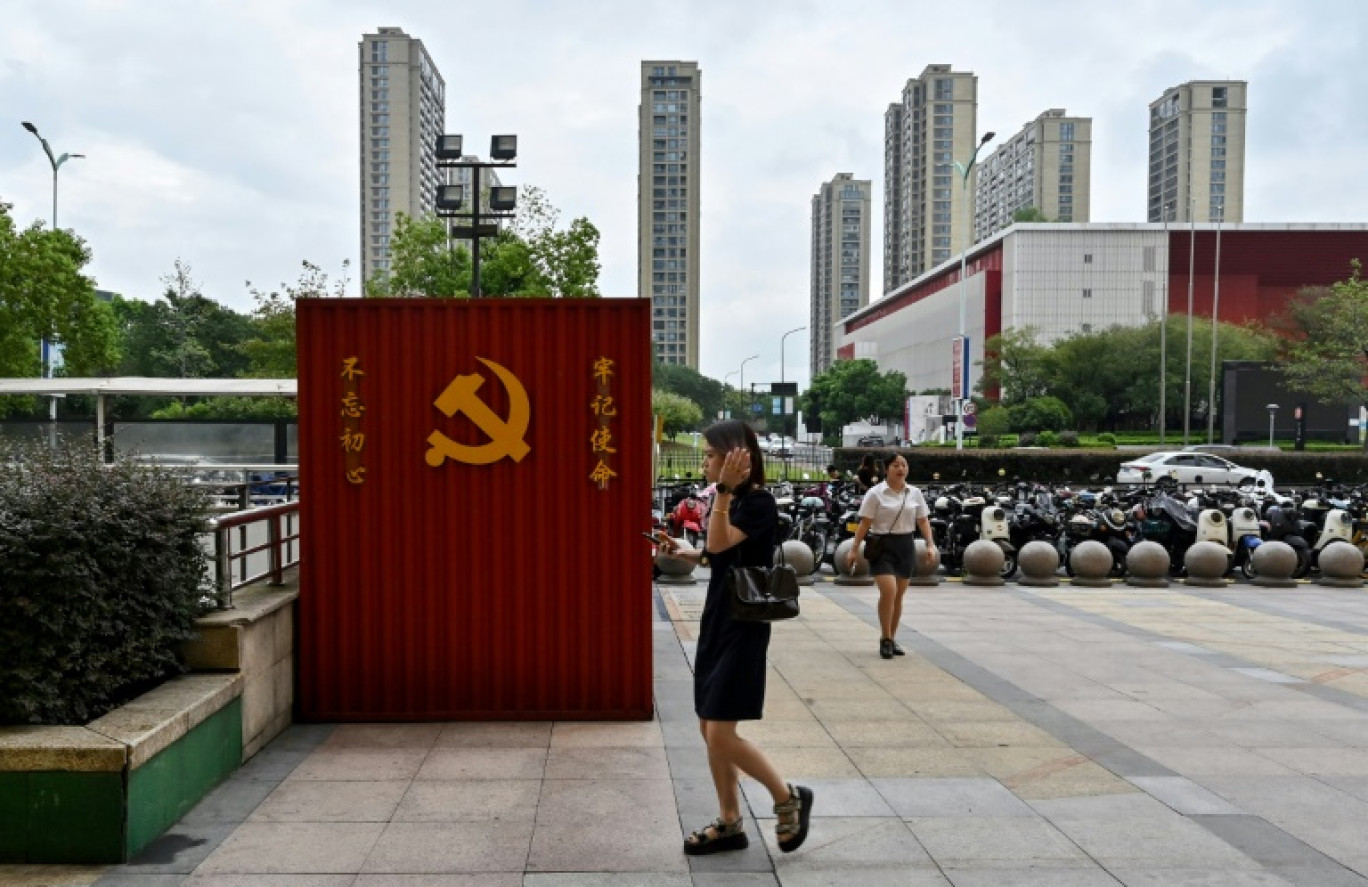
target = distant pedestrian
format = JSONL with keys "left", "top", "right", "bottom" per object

{"left": 847, "top": 452, "right": 937, "bottom": 658}
{"left": 855, "top": 454, "right": 879, "bottom": 492}
{"left": 660, "top": 420, "right": 813, "bottom": 855}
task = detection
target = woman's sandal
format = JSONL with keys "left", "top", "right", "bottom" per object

{"left": 683, "top": 816, "right": 749, "bottom": 856}
{"left": 774, "top": 782, "right": 814, "bottom": 852}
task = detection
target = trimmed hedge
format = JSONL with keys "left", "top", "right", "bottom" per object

{"left": 0, "top": 444, "right": 211, "bottom": 725}
{"left": 834, "top": 446, "right": 1368, "bottom": 485}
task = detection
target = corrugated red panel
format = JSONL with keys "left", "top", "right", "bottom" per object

{"left": 1166, "top": 230, "right": 1368, "bottom": 323}
{"left": 296, "top": 299, "right": 653, "bottom": 721}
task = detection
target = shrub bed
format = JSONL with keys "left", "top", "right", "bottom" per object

{"left": 0, "top": 444, "right": 211, "bottom": 725}
{"left": 833, "top": 446, "right": 1368, "bottom": 485}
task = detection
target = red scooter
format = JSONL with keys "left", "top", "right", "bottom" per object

{"left": 669, "top": 487, "right": 708, "bottom": 549}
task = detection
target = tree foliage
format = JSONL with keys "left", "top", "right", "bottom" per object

{"left": 652, "top": 389, "right": 704, "bottom": 436}
{"left": 799, "top": 359, "right": 908, "bottom": 443}
{"left": 1275, "top": 261, "right": 1368, "bottom": 412}
{"left": 652, "top": 362, "right": 726, "bottom": 423}
{"left": 0, "top": 199, "right": 119, "bottom": 416}
{"left": 979, "top": 318, "right": 1278, "bottom": 431}
{"left": 1012, "top": 206, "right": 1050, "bottom": 223}
{"left": 365, "top": 186, "right": 601, "bottom": 298}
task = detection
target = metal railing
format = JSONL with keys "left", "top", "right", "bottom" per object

{"left": 207, "top": 501, "right": 300, "bottom": 609}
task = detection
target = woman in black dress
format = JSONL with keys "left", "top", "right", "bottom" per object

{"left": 661, "top": 420, "right": 813, "bottom": 855}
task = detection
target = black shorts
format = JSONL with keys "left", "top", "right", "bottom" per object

{"left": 870, "top": 533, "right": 918, "bottom": 578}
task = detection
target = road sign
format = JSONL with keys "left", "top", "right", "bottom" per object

{"left": 951, "top": 336, "right": 969, "bottom": 399}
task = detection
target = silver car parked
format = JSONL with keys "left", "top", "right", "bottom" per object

{"left": 1116, "top": 450, "right": 1267, "bottom": 486}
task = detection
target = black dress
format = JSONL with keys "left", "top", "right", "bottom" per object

{"left": 694, "top": 489, "right": 778, "bottom": 721}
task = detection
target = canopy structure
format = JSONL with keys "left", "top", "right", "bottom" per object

{"left": 0, "top": 377, "right": 296, "bottom": 397}
{"left": 0, "top": 377, "right": 297, "bottom": 451}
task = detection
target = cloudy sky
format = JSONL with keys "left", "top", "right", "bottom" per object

{"left": 3, "top": 0, "right": 1365, "bottom": 389}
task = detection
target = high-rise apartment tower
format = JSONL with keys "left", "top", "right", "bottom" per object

{"left": 359, "top": 27, "right": 445, "bottom": 289}
{"left": 638, "top": 61, "right": 702, "bottom": 368}
{"left": 974, "top": 109, "right": 1092, "bottom": 241}
{"left": 1148, "top": 80, "right": 1246, "bottom": 223}
{"left": 883, "top": 65, "right": 978, "bottom": 293}
{"left": 810, "top": 174, "right": 872, "bottom": 378}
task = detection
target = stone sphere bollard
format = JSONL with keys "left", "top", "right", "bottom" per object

{"left": 1249, "top": 540, "right": 1297, "bottom": 588}
{"left": 1018, "top": 540, "right": 1060, "bottom": 587}
{"left": 833, "top": 538, "right": 874, "bottom": 586}
{"left": 1126, "top": 541, "right": 1171, "bottom": 588}
{"left": 962, "top": 539, "right": 1005, "bottom": 587}
{"left": 906, "top": 539, "right": 942, "bottom": 587}
{"left": 1184, "top": 541, "right": 1231, "bottom": 588}
{"left": 778, "top": 539, "right": 817, "bottom": 587}
{"left": 655, "top": 538, "right": 698, "bottom": 585}
{"left": 1317, "top": 542, "right": 1365, "bottom": 588}
{"left": 1069, "top": 540, "right": 1114, "bottom": 588}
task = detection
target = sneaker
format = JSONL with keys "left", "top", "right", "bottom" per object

{"left": 879, "top": 638, "right": 894, "bottom": 659}
{"left": 890, "top": 640, "right": 906, "bottom": 656}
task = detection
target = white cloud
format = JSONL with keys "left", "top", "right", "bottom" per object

{"left": 3, "top": 0, "right": 1365, "bottom": 393}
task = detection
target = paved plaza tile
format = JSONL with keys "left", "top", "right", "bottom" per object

{"left": 10, "top": 575, "right": 1368, "bottom": 885}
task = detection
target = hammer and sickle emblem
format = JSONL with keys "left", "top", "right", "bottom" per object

{"left": 425, "top": 357, "right": 531, "bottom": 467}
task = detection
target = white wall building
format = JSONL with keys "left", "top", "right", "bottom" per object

{"left": 836, "top": 222, "right": 1368, "bottom": 398}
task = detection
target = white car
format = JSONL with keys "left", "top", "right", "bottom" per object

{"left": 1116, "top": 450, "right": 1272, "bottom": 487}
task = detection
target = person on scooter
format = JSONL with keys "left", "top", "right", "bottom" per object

{"left": 846, "top": 452, "right": 937, "bottom": 659}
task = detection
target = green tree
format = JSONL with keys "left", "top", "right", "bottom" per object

{"left": 978, "top": 327, "right": 1053, "bottom": 403}
{"left": 1012, "top": 206, "right": 1050, "bottom": 223}
{"left": 240, "top": 259, "right": 351, "bottom": 379}
{"left": 1275, "top": 261, "right": 1368, "bottom": 445}
{"left": 799, "top": 359, "right": 908, "bottom": 444}
{"left": 0, "top": 200, "right": 119, "bottom": 417}
{"left": 365, "top": 186, "right": 601, "bottom": 298}
{"left": 652, "top": 389, "right": 704, "bottom": 437}
{"left": 652, "top": 362, "right": 726, "bottom": 422}
{"left": 1009, "top": 396, "right": 1073, "bottom": 433}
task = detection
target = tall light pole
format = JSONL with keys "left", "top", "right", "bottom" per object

{"left": 1183, "top": 199, "right": 1196, "bottom": 445}
{"left": 780, "top": 326, "right": 806, "bottom": 439}
{"left": 1206, "top": 205, "right": 1224, "bottom": 444}
{"left": 953, "top": 130, "right": 995, "bottom": 451}
{"left": 1159, "top": 203, "right": 1171, "bottom": 444}
{"left": 21, "top": 121, "right": 84, "bottom": 430}
{"left": 739, "top": 354, "right": 760, "bottom": 426}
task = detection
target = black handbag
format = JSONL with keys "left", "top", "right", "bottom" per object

{"left": 727, "top": 542, "right": 800, "bottom": 622}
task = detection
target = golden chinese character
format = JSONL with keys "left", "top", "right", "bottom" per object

{"left": 341, "top": 357, "right": 365, "bottom": 380}
{"left": 589, "top": 426, "right": 617, "bottom": 454}
{"left": 340, "top": 429, "right": 366, "bottom": 453}
{"left": 341, "top": 392, "right": 366, "bottom": 418}
{"left": 592, "top": 357, "right": 615, "bottom": 386}
{"left": 590, "top": 395, "right": 617, "bottom": 417}
{"left": 589, "top": 459, "right": 617, "bottom": 490}
{"left": 346, "top": 466, "right": 367, "bottom": 485}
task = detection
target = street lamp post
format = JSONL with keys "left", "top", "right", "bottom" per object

{"left": 738, "top": 354, "right": 759, "bottom": 421}
{"left": 952, "top": 130, "right": 995, "bottom": 451}
{"left": 1183, "top": 199, "right": 1196, "bottom": 445}
{"left": 1207, "top": 206, "right": 1224, "bottom": 444}
{"left": 780, "top": 326, "right": 806, "bottom": 438}
{"left": 1159, "top": 203, "right": 1171, "bottom": 444}
{"left": 21, "top": 121, "right": 84, "bottom": 432}
{"left": 434, "top": 134, "right": 518, "bottom": 298}
{"left": 1266, "top": 403, "right": 1279, "bottom": 449}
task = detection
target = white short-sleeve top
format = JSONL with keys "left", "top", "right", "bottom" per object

{"left": 858, "top": 482, "right": 928, "bottom": 534}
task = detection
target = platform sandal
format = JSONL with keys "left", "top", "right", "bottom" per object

{"left": 683, "top": 816, "right": 748, "bottom": 856}
{"left": 774, "top": 783, "right": 814, "bottom": 853}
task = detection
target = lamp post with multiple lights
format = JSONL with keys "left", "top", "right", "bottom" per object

{"left": 434, "top": 134, "right": 518, "bottom": 298}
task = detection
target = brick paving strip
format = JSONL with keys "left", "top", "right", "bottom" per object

{"left": 6, "top": 575, "right": 1368, "bottom": 884}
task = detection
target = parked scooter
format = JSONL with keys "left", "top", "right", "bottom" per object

{"left": 668, "top": 487, "right": 707, "bottom": 548}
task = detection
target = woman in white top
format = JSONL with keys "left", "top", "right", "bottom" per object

{"left": 845, "top": 452, "right": 937, "bottom": 659}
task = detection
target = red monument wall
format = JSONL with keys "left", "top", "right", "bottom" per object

{"left": 296, "top": 299, "right": 652, "bottom": 720}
